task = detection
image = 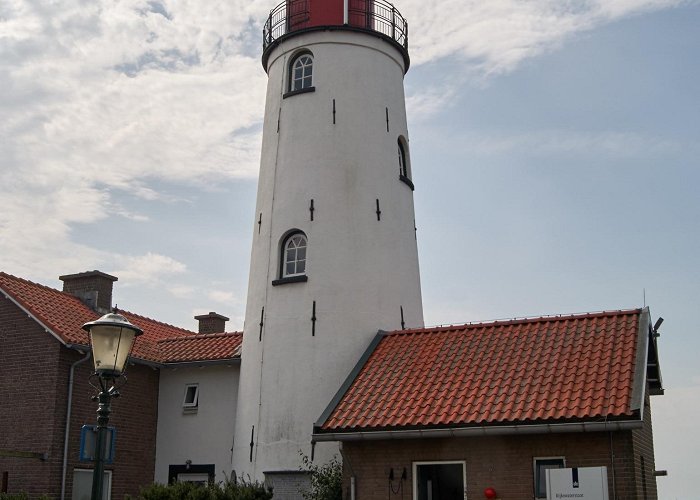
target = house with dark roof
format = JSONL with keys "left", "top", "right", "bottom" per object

{"left": 312, "top": 309, "right": 663, "bottom": 499}
{"left": 0, "top": 271, "right": 241, "bottom": 499}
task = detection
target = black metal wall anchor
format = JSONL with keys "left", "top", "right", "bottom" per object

{"left": 259, "top": 306, "right": 264, "bottom": 341}
{"left": 400, "top": 306, "right": 405, "bottom": 330}
{"left": 385, "top": 107, "right": 389, "bottom": 132}
{"left": 258, "top": 213, "right": 262, "bottom": 234}
{"left": 310, "top": 199, "right": 315, "bottom": 221}
{"left": 332, "top": 99, "right": 336, "bottom": 124}
{"left": 311, "top": 300, "right": 317, "bottom": 336}
{"left": 249, "top": 426, "right": 255, "bottom": 462}
{"left": 376, "top": 199, "right": 381, "bottom": 221}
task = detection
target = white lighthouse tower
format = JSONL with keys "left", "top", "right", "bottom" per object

{"left": 232, "top": 0, "right": 423, "bottom": 491}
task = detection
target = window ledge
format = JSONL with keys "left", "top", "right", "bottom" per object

{"left": 272, "top": 275, "right": 308, "bottom": 286}
{"left": 399, "top": 174, "right": 415, "bottom": 191}
{"left": 182, "top": 407, "right": 198, "bottom": 415}
{"left": 283, "top": 87, "right": 316, "bottom": 99}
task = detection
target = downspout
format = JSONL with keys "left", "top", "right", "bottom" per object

{"left": 61, "top": 349, "right": 92, "bottom": 500}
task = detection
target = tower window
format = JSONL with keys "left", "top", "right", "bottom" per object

{"left": 273, "top": 231, "right": 309, "bottom": 285}
{"left": 283, "top": 233, "right": 307, "bottom": 276}
{"left": 398, "top": 140, "right": 408, "bottom": 177}
{"left": 398, "top": 137, "right": 414, "bottom": 190}
{"left": 290, "top": 52, "right": 313, "bottom": 91}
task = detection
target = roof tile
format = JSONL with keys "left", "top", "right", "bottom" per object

{"left": 321, "top": 310, "right": 644, "bottom": 431}
{"left": 0, "top": 272, "right": 241, "bottom": 364}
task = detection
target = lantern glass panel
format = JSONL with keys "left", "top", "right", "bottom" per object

{"left": 90, "top": 326, "right": 136, "bottom": 375}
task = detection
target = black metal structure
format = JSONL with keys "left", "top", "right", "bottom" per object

{"left": 89, "top": 374, "right": 122, "bottom": 500}
{"left": 262, "top": 0, "right": 409, "bottom": 70}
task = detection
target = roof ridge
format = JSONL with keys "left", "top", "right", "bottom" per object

{"left": 390, "top": 309, "right": 643, "bottom": 336}
{"left": 157, "top": 331, "right": 243, "bottom": 343}
{"left": 119, "top": 309, "right": 196, "bottom": 335}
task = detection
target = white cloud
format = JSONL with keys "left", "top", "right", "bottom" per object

{"left": 168, "top": 284, "right": 196, "bottom": 299}
{"left": 449, "top": 130, "right": 682, "bottom": 157}
{"left": 403, "top": 0, "right": 691, "bottom": 71}
{"left": 208, "top": 290, "right": 236, "bottom": 304}
{"left": 111, "top": 252, "right": 187, "bottom": 286}
{"left": 1, "top": 0, "right": 692, "bottom": 285}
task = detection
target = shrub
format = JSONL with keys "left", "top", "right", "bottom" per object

{"left": 299, "top": 453, "right": 342, "bottom": 500}
{"left": 126, "top": 475, "right": 272, "bottom": 500}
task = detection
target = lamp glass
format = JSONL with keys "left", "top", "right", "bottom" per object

{"left": 90, "top": 325, "right": 136, "bottom": 376}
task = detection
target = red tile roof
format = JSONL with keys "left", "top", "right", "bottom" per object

{"left": 0, "top": 272, "right": 240, "bottom": 364}
{"left": 318, "top": 310, "right": 650, "bottom": 433}
{"left": 158, "top": 333, "right": 243, "bottom": 363}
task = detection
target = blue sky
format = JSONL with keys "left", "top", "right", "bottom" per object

{"left": 1, "top": 0, "right": 698, "bottom": 496}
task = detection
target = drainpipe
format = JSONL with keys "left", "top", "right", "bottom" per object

{"left": 61, "top": 349, "right": 92, "bottom": 500}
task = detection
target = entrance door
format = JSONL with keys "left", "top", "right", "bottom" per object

{"left": 413, "top": 462, "right": 466, "bottom": 500}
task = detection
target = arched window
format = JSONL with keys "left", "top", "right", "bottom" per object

{"left": 282, "top": 232, "right": 307, "bottom": 277}
{"left": 398, "top": 139, "right": 408, "bottom": 178}
{"left": 290, "top": 52, "right": 313, "bottom": 92}
{"left": 397, "top": 137, "right": 414, "bottom": 190}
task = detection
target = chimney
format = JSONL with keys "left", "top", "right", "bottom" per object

{"left": 59, "top": 270, "right": 118, "bottom": 313}
{"left": 195, "top": 312, "right": 229, "bottom": 334}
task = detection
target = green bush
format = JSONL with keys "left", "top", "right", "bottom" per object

{"left": 0, "top": 494, "right": 29, "bottom": 500}
{"left": 127, "top": 475, "right": 272, "bottom": 500}
{"left": 299, "top": 453, "right": 342, "bottom": 500}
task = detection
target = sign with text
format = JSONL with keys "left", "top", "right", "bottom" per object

{"left": 546, "top": 466, "right": 609, "bottom": 500}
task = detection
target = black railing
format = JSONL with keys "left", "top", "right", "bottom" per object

{"left": 263, "top": 0, "right": 408, "bottom": 52}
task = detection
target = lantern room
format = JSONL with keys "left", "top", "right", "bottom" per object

{"left": 262, "top": 0, "right": 409, "bottom": 69}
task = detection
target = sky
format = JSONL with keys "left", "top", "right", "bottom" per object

{"left": 1, "top": 0, "right": 698, "bottom": 497}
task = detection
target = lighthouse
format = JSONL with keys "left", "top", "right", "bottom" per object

{"left": 232, "top": 0, "right": 424, "bottom": 491}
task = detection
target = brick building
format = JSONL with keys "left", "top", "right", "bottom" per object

{"left": 313, "top": 310, "right": 664, "bottom": 499}
{"left": 0, "top": 271, "right": 241, "bottom": 499}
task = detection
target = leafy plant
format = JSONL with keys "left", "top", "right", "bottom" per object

{"left": 299, "top": 453, "right": 342, "bottom": 500}
{"left": 126, "top": 475, "right": 272, "bottom": 500}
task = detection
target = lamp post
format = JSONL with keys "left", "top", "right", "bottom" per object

{"left": 82, "top": 313, "right": 143, "bottom": 500}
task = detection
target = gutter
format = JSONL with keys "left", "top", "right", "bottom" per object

{"left": 313, "top": 420, "right": 644, "bottom": 442}
{"left": 61, "top": 349, "right": 92, "bottom": 500}
{"left": 630, "top": 307, "right": 650, "bottom": 414}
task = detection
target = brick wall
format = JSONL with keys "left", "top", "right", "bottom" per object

{"left": 631, "top": 391, "right": 658, "bottom": 500}
{"left": 0, "top": 295, "right": 159, "bottom": 499}
{"left": 340, "top": 430, "right": 645, "bottom": 500}
{"left": 0, "top": 295, "right": 65, "bottom": 497}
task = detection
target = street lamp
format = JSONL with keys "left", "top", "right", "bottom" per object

{"left": 82, "top": 313, "right": 143, "bottom": 500}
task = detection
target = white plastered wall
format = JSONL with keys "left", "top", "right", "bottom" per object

{"left": 155, "top": 364, "right": 240, "bottom": 483}
{"left": 233, "top": 30, "right": 424, "bottom": 478}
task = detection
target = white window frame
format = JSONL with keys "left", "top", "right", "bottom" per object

{"left": 290, "top": 53, "right": 313, "bottom": 91}
{"left": 533, "top": 456, "right": 566, "bottom": 499}
{"left": 182, "top": 383, "right": 199, "bottom": 409}
{"left": 412, "top": 460, "right": 467, "bottom": 500}
{"left": 72, "top": 468, "right": 112, "bottom": 500}
{"left": 282, "top": 232, "right": 307, "bottom": 278}
{"left": 177, "top": 472, "right": 210, "bottom": 484}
